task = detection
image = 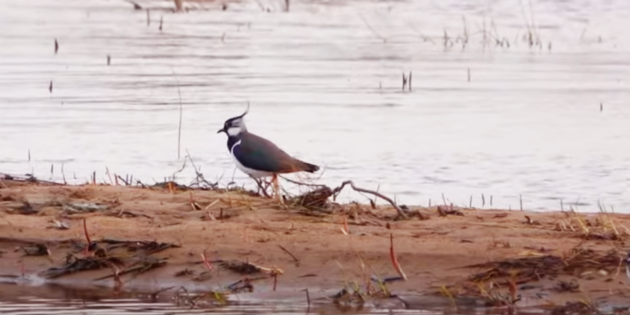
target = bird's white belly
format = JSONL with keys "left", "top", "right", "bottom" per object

{"left": 230, "top": 142, "right": 274, "bottom": 179}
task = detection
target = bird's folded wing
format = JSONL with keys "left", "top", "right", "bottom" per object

{"left": 234, "top": 134, "right": 301, "bottom": 173}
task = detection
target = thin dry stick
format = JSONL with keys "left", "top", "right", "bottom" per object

{"left": 116, "top": 175, "right": 130, "bottom": 186}
{"left": 105, "top": 167, "right": 113, "bottom": 185}
{"left": 332, "top": 181, "right": 407, "bottom": 218}
{"left": 252, "top": 177, "right": 272, "bottom": 198}
{"left": 172, "top": 156, "right": 188, "bottom": 182}
{"left": 185, "top": 149, "right": 217, "bottom": 188}
{"left": 277, "top": 244, "right": 300, "bottom": 266}
{"left": 172, "top": 70, "right": 183, "bottom": 159}
{"left": 358, "top": 13, "right": 387, "bottom": 43}
{"left": 278, "top": 175, "right": 327, "bottom": 188}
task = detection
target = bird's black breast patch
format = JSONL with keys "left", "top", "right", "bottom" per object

{"left": 227, "top": 136, "right": 239, "bottom": 152}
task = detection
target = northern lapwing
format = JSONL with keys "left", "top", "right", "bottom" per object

{"left": 217, "top": 106, "right": 320, "bottom": 203}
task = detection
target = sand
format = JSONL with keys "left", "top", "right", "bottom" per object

{"left": 0, "top": 177, "right": 629, "bottom": 309}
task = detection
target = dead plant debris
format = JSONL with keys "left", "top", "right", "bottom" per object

{"left": 438, "top": 205, "right": 464, "bottom": 217}
{"left": 37, "top": 235, "right": 178, "bottom": 280}
{"left": 465, "top": 247, "right": 622, "bottom": 285}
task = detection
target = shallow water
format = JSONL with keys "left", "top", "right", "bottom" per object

{"left": 0, "top": 283, "right": 555, "bottom": 315}
{"left": 0, "top": 0, "right": 629, "bottom": 212}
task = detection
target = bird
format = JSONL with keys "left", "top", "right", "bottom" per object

{"left": 217, "top": 106, "right": 320, "bottom": 203}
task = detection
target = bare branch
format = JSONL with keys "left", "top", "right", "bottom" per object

{"left": 331, "top": 181, "right": 407, "bottom": 218}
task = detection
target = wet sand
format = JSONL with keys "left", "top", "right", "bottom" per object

{"left": 0, "top": 177, "right": 628, "bottom": 309}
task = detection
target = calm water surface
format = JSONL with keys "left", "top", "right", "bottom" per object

{"left": 0, "top": 0, "right": 629, "bottom": 211}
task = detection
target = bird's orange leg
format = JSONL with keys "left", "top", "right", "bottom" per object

{"left": 272, "top": 174, "right": 283, "bottom": 204}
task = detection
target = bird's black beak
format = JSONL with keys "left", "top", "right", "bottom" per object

{"left": 217, "top": 127, "right": 225, "bottom": 134}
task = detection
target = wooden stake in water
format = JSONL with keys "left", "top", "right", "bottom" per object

{"left": 61, "top": 163, "right": 66, "bottom": 185}
{"left": 402, "top": 73, "right": 407, "bottom": 91}
{"left": 304, "top": 288, "right": 310, "bottom": 306}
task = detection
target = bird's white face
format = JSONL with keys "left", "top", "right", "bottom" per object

{"left": 218, "top": 116, "right": 247, "bottom": 136}
{"left": 218, "top": 105, "right": 250, "bottom": 137}
{"left": 226, "top": 119, "right": 245, "bottom": 136}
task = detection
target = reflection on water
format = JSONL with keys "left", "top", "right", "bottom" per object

{"left": 0, "top": 0, "right": 629, "bottom": 211}
{"left": 0, "top": 283, "right": 338, "bottom": 315}
{"left": 0, "top": 283, "right": 555, "bottom": 314}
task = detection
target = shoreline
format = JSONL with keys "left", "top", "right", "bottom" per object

{"left": 0, "top": 177, "right": 629, "bottom": 311}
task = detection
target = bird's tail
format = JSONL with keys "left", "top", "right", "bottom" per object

{"left": 293, "top": 159, "right": 320, "bottom": 173}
